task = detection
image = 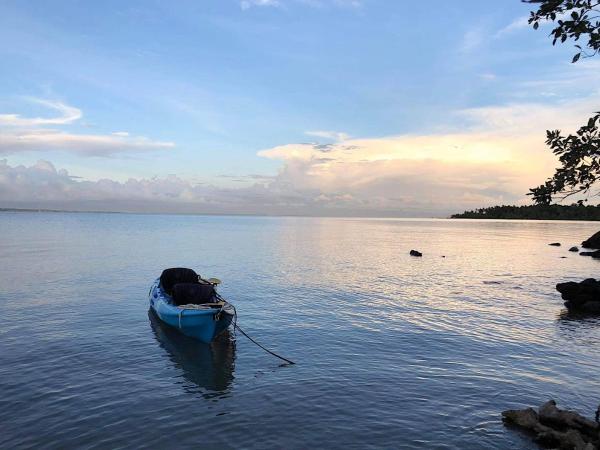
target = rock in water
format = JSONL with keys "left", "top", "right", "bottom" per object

{"left": 502, "top": 400, "right": 599, "bottom": 449}
{"left": 535, "top": 429, "right": 589, "bottom": 450}
{"left": 582, "top": 230, "right": 600, "bottom": 249}
{"left": 569, "top": 246, "right": 579, "bottom": 252}
{"left": 409, "top": 250, "right": 422, "bottom": 257}
{"left": 502, "top": 408, "right": 540, "bottom": 430}
{"left": 580, "top": 302, "right": 600, "bottom": 313}
{"left": 580, "top": 250, "right": 600, "bottom": 258}
{"left": 538, "top": 400, "right": 599, "bottom": 436}
{"left": 556, "top": 278, "right": 600, "bottom": 310}
{"left": 549, "top": 242, "right": 561, "bottom": 246}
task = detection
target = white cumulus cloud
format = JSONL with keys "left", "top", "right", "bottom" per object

{"left": 2, "top": 95, "right": 599, "bottom": 216}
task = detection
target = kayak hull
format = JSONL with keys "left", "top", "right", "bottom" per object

{"left": 149, "top": 279, "right": 234, "bottom": 343}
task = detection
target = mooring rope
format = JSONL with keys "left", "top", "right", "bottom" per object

{"left": 225, "top": 301, "right": 295, "bottom": 365}
{"left": 234, "top": 323, "right": 296, "bottom": 365}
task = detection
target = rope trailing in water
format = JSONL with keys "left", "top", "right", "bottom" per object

{"left": 226, "top": 302, "right": 295, "bottom": 365}
{"left": 234, "top": 323, "right": 296, "bottom": 365}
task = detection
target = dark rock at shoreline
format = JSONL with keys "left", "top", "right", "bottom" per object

{"left": 582, "top": 230, "right": 600, "bottom": 249}
{"left": 557, "top": 279, "right": 600, "bottom": 310}
{"left": 549, "top": 242, "right": 561, "bottom": 246}
{"left": 580, "top": 250, "right": 600, "bottom": 258}
{"left": 503, "top": 408, "right": 540, "bottom": 429}
{"left": 502, "top": 400, "right": 599, "bottom": 449}
{"left": 409, "top": 250, "right": 422, "bottom": 257}
{"left": 570, "top": 246, "right": 580, "bottom": 252}
{"left": 538, "top": 400, "right": 599, "bottom": 435}
{"left": 576, "top": 301, "right": 600, "bottom": 313}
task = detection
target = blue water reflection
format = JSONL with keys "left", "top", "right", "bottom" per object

{"left": 148, "top": 310, "right": 236, "bottom": 398}
{"left": 2, "top": 212, "right": 600, "bottom": 449}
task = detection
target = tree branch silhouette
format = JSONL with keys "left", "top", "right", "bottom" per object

{"left": 524, "top": 0, "right": 600, "bottom": 204}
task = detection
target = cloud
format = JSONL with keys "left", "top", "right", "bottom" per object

{"left": 240, "top": 0, "right": 361, "bottom": 10}
{"left": 2, "top": 97, "right": 598, "bottom": 216}
{"left": 255, "top": 99, "right": 600, "bottom": 215}
{"left": 219, "top": 173, "right": 276, "bottom": 183}
{"left": 334, "top": 0, "right": 361, "bottom": 6}
{"left": 479, "top": 73, "right": 497, "bottom": 81}
{"left": 0, "top": 98, "right": 174, "bottom": 157}
{"left": 515, "top": 60, "right": 600, "bottom": 98}
{"left": 256, "top": 136, "right": 544, "bottom": 215}
{"left": 457, "top": 98, "right": 598, "bottom": 134}
{"left": 0, "top": 159, "right": 331, "bottom": 215}
{"left": 0, "top": 129, "right": 174, "bottom": 157}
{"left": 240, "top": 0, "right": 280, "bottom": 10}
{"left": 0, "top": 99, "right": 82, "bottom": 126}
{"left": 460, "top": 27, "right": 484, "bottom": 54}
{"left": 305, "top": 130, "right": 350, "bottom": 141}
{"left": 495, "top": 16, "right": 530, "bottom": 38}
{"left": 0, "top": 146, "right": 541, "bottom": 217}
{"left": 495, "top": 10, "right": 575, "bottom": 39}
{"left": 306, "top": 0, "right": 361, "bottom": 7}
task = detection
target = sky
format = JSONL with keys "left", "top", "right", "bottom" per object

{"left": 0, "top": 0, "right": 599, "bottom": 216}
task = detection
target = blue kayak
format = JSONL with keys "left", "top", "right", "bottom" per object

{"left": 149, "top": 268, "right": 235, "bottom": 343}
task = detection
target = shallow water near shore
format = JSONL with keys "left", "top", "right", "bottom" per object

{"left": 2, "top": 212, "right": 600, "bottom": 449}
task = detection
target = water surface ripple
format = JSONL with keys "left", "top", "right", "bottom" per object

{"left": 2, "top": 213, "right": 600, "bottom": 449}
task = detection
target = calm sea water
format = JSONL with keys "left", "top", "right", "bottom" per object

{"left": 2, "top": 213, "right": 600, "bottom": 449}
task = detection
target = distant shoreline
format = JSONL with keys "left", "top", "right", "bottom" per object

{"left": 451, "top": 204, "right": 600, "bottom": 221}
{"left": 3, "top": 206, "right": 600, "bottom": 221}
{"left": 0, "top": 207, "right": 123, "bottom": 214}
{"left": 1, "top": 207, "right": 445, "bottom": 219}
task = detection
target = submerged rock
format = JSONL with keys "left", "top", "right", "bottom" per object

{"left": 409, "top": 250, "right": 422, "bottom": 257}
{"left": 502, "top": 400, "right": 599, "bottom": 449}
{"left": 570, "top": 246, "right": 580, "bottom": 252}
{"left": 549, "top": 242, "right": 561, "bottom": 246}
{"left": 582, "top": 230, "right": 600, "bottom": 249}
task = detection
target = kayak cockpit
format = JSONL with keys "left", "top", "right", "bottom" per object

{"left": 160, "top": 267, "right": 222, "bottom": 307}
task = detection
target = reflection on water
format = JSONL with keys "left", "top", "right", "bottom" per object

{"left": 556, "top": 309, "right": 600, "bottom": 344}
{"left": 148, "top": 310, "right": 236, "bottom": 398}
{"left": 5, "top": 213, "right": 600, "bottom": 449}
